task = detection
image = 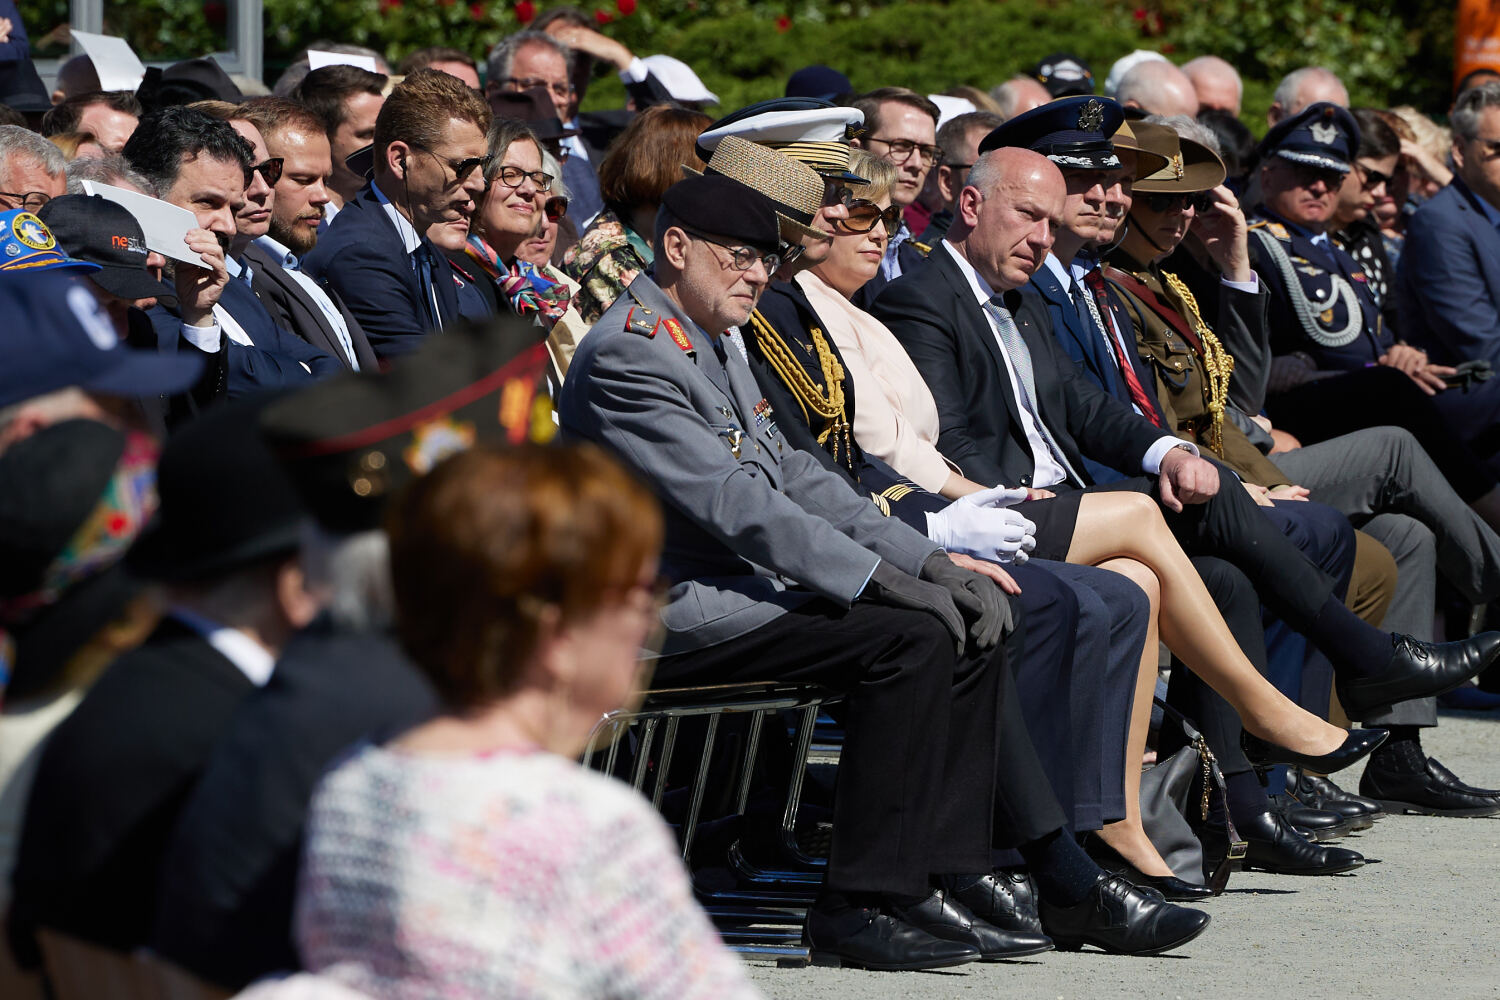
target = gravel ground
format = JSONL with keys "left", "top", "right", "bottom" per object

{"left": 744, "top": 708, "right": 1500, "bottom": 1000}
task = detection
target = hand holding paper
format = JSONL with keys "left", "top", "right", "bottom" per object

{"left": 175, "top": 228, "right": 229, "bottom": 328}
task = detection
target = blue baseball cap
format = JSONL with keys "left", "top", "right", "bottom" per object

{"left": 0, "top": 209, "right": 101, "bottom": 275}
{"left": 0, "top": 272, "right": 204, "bottom": 408}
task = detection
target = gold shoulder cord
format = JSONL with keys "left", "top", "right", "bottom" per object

{"left": 746, "top": 311, "right": 855, "bottom": 467}
{"left": 1160, "top": 271, "right": 1235, "bottom": 454}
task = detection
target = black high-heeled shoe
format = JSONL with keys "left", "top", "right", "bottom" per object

{"left": 1240, "top": 728, "right": 1388, "bottom": 775}
{"left": 1086, "top": 839, "right": 1218, "bottom": 901}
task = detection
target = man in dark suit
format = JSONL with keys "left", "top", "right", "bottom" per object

{"left": 151, "top": 316, "right": 554, "bottom": 989}
{"left": 1397, "top": 81, "right": 1500, "bottom": 368}
{"left": 869, "top": 143, "right": 1500, "bottom": 723}
{"left": 7, "top": 398, "right": 317, "bottom": 968}
{"left": 303, "top": 70, "right": 493, "bottom": 362}
{"left": 239, "top": 97, "right": 378, "bottom": 371}
{"left": 120, "top": 107, "right": 337, "bottom": 400}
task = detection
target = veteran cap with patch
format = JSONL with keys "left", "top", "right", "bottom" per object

{"left": 1259, "top": 101, "right": 1359, "bottom": 174}
{"left": 39, "top": 195, "right": 169, "bottom": 303}
{"left": 979, "top": 95, "right": 1125, "bottom": 170}
{"left": 260, "top": 311, "right": 556, "bottom": 535}
{"left": 1030, "top": 52, "right": 1095, "bottom": 97}
{"left": 0, "top": 209, "right": 100, "bottom": 275}
{"left": 698, "top": 97, "right": 868, "bottom": 183}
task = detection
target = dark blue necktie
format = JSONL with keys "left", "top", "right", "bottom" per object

{"left": 412, "top": 244, "right": 442, "bottom": 331}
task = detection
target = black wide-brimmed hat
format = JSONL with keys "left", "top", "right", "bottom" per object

{"left": 260, "top": 311, "right": 556, "bottom": 536}
{"left": 127, "top": 394, "right": 307, "bottom": 582}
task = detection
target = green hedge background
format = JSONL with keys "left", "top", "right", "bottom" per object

{"left": 28, "top": 0, "right": 1463, "bottom": 126}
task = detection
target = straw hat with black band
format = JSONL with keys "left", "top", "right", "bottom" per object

{"left": 684, "top": 135, "right": 828, "bottom": 247}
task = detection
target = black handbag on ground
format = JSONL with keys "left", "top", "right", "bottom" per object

{"left": 1140, "top": 698, "right": 1248, "bottom": 894}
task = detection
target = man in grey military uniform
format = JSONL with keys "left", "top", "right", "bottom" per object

{"left": 558, "top": 172, "right": 1212, "bottom": 966}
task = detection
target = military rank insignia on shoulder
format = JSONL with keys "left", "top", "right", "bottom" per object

{"left": 624, "top": 305, "right": 656, "bottom": 337}
{"left": 1249, "top": 219, "right": 1291, "bottom": 242}
{"left": 910, "top": 240, "right": 933, "bottom": 256}
{"left": 661, "top": 317, "right": 695, "bottom": 356}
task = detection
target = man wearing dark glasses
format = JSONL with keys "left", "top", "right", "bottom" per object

{"left": 121, "top": 106, "right": 338, "bottom": 406}
{"left": 304, "top": 70, "right": 494, "bottom": 361}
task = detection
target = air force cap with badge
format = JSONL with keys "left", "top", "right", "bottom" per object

{"left": 979, "top": 95, "right": 1125, "bottom": 170}
{"left": 697, "top": 97, "right": 869, "bottom": 183}
{"left": 1260, "top": 101, "right": 1359, "bottom": 174}
{"left": 0, "top": 209, "right": 100, "bottom": 274}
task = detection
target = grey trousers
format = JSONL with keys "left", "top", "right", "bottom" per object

{"left": 1271, "top": 426, "right": 1500, "bottom": 725}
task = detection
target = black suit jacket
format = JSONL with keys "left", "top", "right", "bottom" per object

{"left": 242, "top": 243, "right": 378, "bottom": 372}
{"left": 152, "top": 618, "right": 439, "bottom": 989}
{"left": 8, "top": 619, "right": 254, "bottom": 965}
{"left": 868, "top": 245, "right": 1163, "bottom": 490}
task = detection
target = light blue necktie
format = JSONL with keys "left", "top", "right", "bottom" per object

{"left": 983, "top": 294, "right": 1085, "bottom": 486}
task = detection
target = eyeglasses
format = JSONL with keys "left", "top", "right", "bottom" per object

{"left": 0, "top": 190, "right": 52, "bottom": 211}
{"left": 1146, "top": 190, "right": 1216, "bottom": 213}
{"left": 501, "top": 76, "right": 573, "bottom": 100}
{"left": 1353, "top": 162, "right": 1393, "bottom": 191}
{"left": 543, "top": 195, "right": 568, "bottom": 222}
{"left": 682, "top": 227, "right": 782, "bottom": 273}
{"left": 414, "top": 144, "right": 494, "bottom": 186}
{"left": 244, "top": 157, "right": 284, "bottom": 188}
{"left": 490, "top": 164, "right": 554, "bottom": 193}
{"left": 865, "top": 136, "right": 945, "bottom": 167}
{"left": 839, "top": 199, "right": 904, "bottom": 235}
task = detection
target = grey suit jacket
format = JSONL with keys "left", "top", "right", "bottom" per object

{"left": 558, "top": 274, "right": 940, "bottom": 654}
{"left": 243, "top": 243, "right": 379, "bottom": 372}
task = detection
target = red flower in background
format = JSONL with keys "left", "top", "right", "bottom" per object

{"left": 595, "top": 8, "right": 613, "bottom": 24}
{"left": 616, "top": 0, "right": 636, "bottom": 14}
{"left": 380, "top": 0, "right": 401, "bottom": 12}
{"left": 515, "top": 0, "right": 535, "bottom": 22}
{"left": 1133, "top": 6, "right": 1146, "bottom": 19}
{"left": 469, "top": 1, "right": 485, "bottom": 19}
{"left": 775, "top": 14, "right": 790, "bottom": 31}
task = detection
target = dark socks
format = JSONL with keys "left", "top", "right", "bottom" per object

{"left": 1370, "top": 724, "right": 1426, "bottom": 773}
{"left": 1018, "top": 828, "right": 1100, "bottom": 907}
{"left": 1226, "top": 769, "right": 1271, "bottom": 828}
{"left": 1309, "top": 594, "right": 1391, "bottom": 679}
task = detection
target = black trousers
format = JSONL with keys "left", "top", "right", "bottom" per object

{"left": 1086, "top": 466, "right": 1338, "bottom": 635}
{"left": 656, "top": 599, "right": 1064, "bottom": 895}
{"left": 1268, "top": 365, "right": 1499, "bottom": 501}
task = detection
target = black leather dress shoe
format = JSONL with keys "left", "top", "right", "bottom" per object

{"left": 1359, "top": 755, "right": 1500, "bottom": 817}
{"left": 1238, "top": 809, "right": 1364, "bottom": 875}
{"left": 805, "top": 902, "right": 981, "bottom": 970}
{"left": 949, "top": 869, "right": 1044, "bottom": 935}
{"left": 1268, "top": 793, "right": 1355, "bottom": 841}
{"left": 1240, "top": 728, "right": 1387, "bottom": 775}
{"left": 890, "top": 888, "right": 1054, "bottom": 961}
{"left": 1294, "top": 771, "right": 1384, "bottom": 823}
{"left": 1339, "top": 632, "right": 1500, "bottom": 719}
{"left": 1037, "top": 873, "right": 1210, "bottom": 956}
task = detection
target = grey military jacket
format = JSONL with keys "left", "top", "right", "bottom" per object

{"left": 558, "top": 274, "right": 940, "bottom": 655}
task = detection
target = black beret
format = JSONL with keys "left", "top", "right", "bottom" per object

{"left": 260, "top": 312, "right": 556, "bottom": 535}
{"left": 659, "top": 174, "right": 782, "bottom": 254}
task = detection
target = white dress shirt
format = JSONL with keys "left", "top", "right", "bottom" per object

{"left": 170, "top": 607, "right": 276, "bottom": 687}
{"left": 944, "top": 241, "right": 1194, "bottom": 486}
{"left": 254, "top": 234, "right": 361, "bottom": 371}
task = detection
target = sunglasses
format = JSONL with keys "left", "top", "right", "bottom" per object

{"left": 1354, "top": 162, "right": 1393, "bottom": 191}
{"left": 1146, "top": 190, "right": 1216, "bottom": 213}
{"left": 839, "top": 199, "right": 904, "bottom": 235}
{"left": 413, "top": 144, "right": 494, "bottom": 185}
{"left": 543, "top": 195, "right": 568, "bottom": 222}
{"left": 245, "top": 157, "right": 284, "bottom": 187}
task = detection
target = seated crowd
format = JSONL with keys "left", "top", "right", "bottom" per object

{"left": 7, "top": 13, "right": 1500, "bottom": 997}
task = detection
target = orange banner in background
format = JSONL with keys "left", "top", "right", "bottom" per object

{"left": 1457, "top": 0, "right": 1500, "bottom": 91}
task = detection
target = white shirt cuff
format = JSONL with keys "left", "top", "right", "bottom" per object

{"left": 180, "top": 320, "right": 222, "bottom": 353}
{"left": 1220, "top": 274, "right": 1259, "bottom": 293}
{"left": 618, "top": 57, "right": 648, "bottom": 84}
{"left": 1142, "top": 436, "right": 1198, "bottom": 475}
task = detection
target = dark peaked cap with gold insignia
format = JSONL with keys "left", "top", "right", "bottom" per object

{"left": 1259, "top": 101, "right": 1359, "bottom": 174}
{"left": 980, "top": 95, "right": 1125, "bottom": 170}
{"left": 259, "top": 312, "right": 556, "bottom": 536}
